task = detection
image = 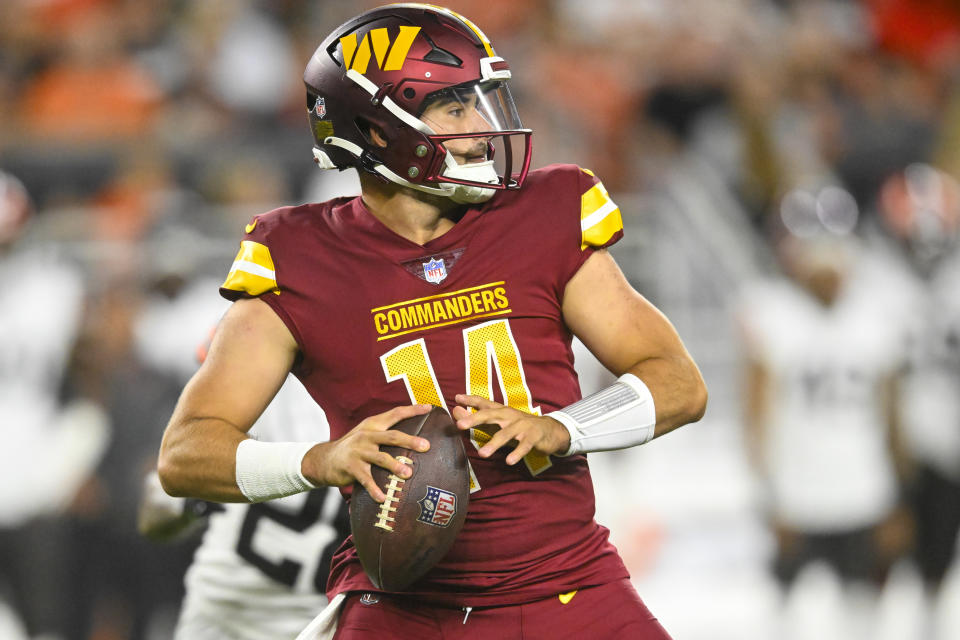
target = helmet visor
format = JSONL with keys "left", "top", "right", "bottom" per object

{"left": 418, "top": 81, "right": 531, "bottom": 190}
{"left": 418, "top": 80, "right": 523, "bottom": 134}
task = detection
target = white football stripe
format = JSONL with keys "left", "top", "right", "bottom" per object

{"left": 581, "top": 199, "right": 619, "bottom": 231}
{"left": 231, "top": 260, "right": 275, "bottom": 280}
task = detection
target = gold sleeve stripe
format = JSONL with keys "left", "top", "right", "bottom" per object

{"left": 581, "top": 180, "right": 611, "bottom": 219}
{"left": 232, "top": 259, "right": 275, "bottom": 280}
{"left": 221, "top": 240, "right": 280, "bottom": 296}
{"left": 580, "top": 181, "right": 623, "bottom": 249}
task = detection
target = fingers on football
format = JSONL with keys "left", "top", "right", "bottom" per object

{"left": 368, "top": 449, "right": 412, "bottom": 479}
{"left": 376, "top": 404, "right": 432, "bottom": 429}
{"left": 360, "top": 404, "right": 431, "bottom": 431}
{"left": 376, "top": 427, "right": 429, "bottom": 452}
{"left": 358, "top": 452, "right": 413, "bottom": 503}
{"left": 351, "top": 463, "right": 386, "bottom": 502}
{"left": 359, "top": 477, "right": 386, "bottom": 503}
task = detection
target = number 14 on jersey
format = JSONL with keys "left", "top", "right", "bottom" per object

{"left": 380, "top": 318, "right": 553, "bottom": 482}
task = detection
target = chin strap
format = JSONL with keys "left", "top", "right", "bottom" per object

{"left": 441, "top": 154, "right": 498, "bottom": 204}
{"left": 314, "top": 139, "right": 498, "bottom": 204}
{"left": 312, "top": 147, "right": 339, "bottom": 170}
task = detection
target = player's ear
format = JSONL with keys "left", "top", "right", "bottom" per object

{"left": 359, "top": 119, "right": 388, "bottom": 148}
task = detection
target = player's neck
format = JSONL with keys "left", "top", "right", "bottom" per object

{"left": 359, "top": 173, "right": 464, "bottom": 246}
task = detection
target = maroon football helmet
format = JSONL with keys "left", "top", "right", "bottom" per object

{"left": 303, "top": 4, "right": 532, "bottom": 204}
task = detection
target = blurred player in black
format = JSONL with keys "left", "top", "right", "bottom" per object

{"left": 869, "top": 163, "right": 960, "bottom": 638}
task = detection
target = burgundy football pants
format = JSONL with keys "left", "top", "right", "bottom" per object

{"left": 332, "top": 578, "right": 672, "bottom": 639}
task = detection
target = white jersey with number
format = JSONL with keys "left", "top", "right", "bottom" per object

{"left": 739, "top": 263, "right": 903, "bottom": 532}
{"left": 175, "top": 376, "right": 347, "bottom": 640}
{"left": 0, "top": 246, "right": 109, "bottom": 526}
{"left": 873, "top": 243, "right": 960, "bottom": 480}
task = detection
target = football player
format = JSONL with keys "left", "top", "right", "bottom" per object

{"left": 868, "top": 164, "right": 960, "bottom": 638}
{"left": 738, "top": 186, "right": 912, "bottom": 639}
{"left": 158, "top": 5, "right": 707, "bottom": 639}
{"left": 0, "top": 169, "right": 110, "bottom": 637}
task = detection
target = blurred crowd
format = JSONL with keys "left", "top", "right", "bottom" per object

{"left": 2, "top": 0, "right": 960, "bottom": 638}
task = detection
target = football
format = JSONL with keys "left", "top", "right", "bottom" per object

{"left": 350, "top": 406, "right": 470, "bottom": 591}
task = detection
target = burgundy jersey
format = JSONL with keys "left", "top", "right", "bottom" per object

{"left": 220, "top": 164, "right": 628, "bottom": 606}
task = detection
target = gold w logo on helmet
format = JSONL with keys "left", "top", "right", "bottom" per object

{"left": 340, "top": 26, "right": 421, "bottom": 74}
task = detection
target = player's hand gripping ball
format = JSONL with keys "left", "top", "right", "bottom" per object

{"left": 350, "top": 406, "right": 469, "bottom": 591}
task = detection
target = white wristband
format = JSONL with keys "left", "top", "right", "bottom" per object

{"left": 548, "top": 373, "right": 657, "bottom": 456}
{"left": 235, "top": 439, "right": 319, "bottom": 503}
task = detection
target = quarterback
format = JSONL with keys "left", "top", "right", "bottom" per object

{"left": 158, "top": 5, "right": 707, "bottom": 639}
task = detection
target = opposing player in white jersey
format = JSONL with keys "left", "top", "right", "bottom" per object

{"left": 142, "top": 374, "right": 348, "bottom": 640}
{"left": 0, "top": 170, "right": 107, "bottom": 527}
{"left": 0, "top": 170, "right": 109, "bottom": 638}
{"left": 738, "top": 188, "right": 911, "bottom": 639}
{"left": 140, "top": 352, "right": 349, "bottom": 639}
{"left": 868, "top": 164, "right": 960, "bottom": 638}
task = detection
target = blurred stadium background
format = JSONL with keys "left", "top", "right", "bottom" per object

{"left": 2, "top": 0, "right": 960, "bottom": 638}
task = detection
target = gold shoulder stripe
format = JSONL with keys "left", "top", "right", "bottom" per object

{"left": 581, "top": 181, "right": 610, "bottom": 217}
{"left": 580, "top": 179, "right": 622, "bottom": 250}
{"left": 221, "top": 240, "right": 280, "bottom": 296}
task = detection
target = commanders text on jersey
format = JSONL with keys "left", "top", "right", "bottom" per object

{"left": 371, "top": 282, "right": 510, "bottom": 340}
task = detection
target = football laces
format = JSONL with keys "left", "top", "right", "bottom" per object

{"left": 374, "top": 456, "right": 413, "bottom": 532}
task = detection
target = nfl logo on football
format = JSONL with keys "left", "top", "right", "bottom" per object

{"left": 417, "top": 486, "right": 457, "bottom": 527}
{"left": 422, "top": 257, "right": 447, "bottom": 284}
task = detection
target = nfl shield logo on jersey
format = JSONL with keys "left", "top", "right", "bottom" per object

{"left": 314, "top": 97, "right": 326, "bottom": 118}
{"left": 417, "top": 486, "right": 457, "bottom": 527}
{"left": 422, "top": 257, "right": 447, "bottom": 284}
